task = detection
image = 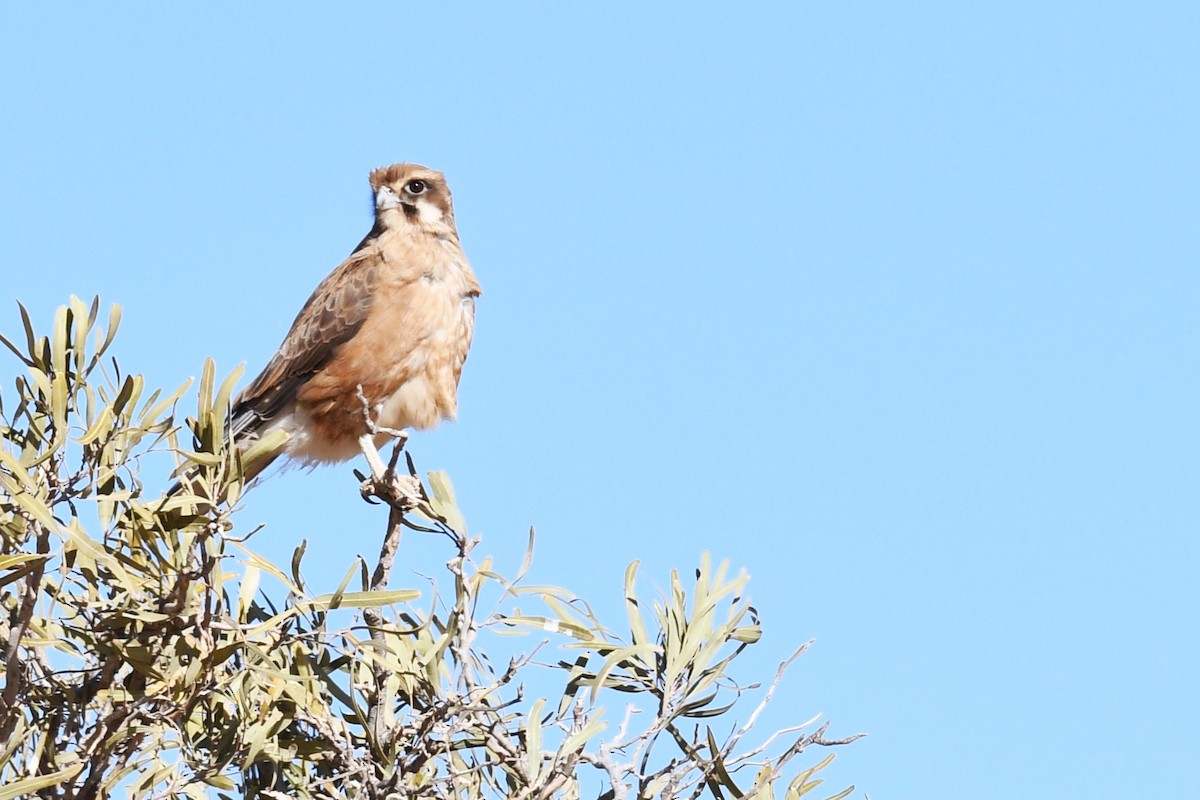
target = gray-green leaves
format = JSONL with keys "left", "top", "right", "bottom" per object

{"left": 0, "top": 299, "right": 860, "bottom": 799}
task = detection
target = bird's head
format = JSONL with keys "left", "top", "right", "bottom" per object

{"left": 369, "top": 163, "right": 456, "bottom": 233}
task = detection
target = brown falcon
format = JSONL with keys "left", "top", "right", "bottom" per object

{"left": 228, "top": 163, "right": 480, "bottom": 480}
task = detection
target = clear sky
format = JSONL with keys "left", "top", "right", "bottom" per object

{"left": 2, "top": 3, "right": 1197, "bottom": 797}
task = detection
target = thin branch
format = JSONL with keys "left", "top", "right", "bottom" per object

{"left": 735, "top": 641, "right": 811, "bottom": 744}
{"left": 0, "top": 520, "right": 49, "bottom": 743}
{"left": 363, "top": 501, "right": 406, "bottom": 752}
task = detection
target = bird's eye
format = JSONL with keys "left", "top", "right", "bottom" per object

{"left": 405, "top": 179, "right": 427, "bottom": 195}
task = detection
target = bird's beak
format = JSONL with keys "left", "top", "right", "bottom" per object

{"left": 375, "top": 186, "right": 401, "bottom": 211}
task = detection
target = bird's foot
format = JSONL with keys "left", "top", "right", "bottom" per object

{"left": 357, "top": 433, "right": 421, "bottom": 511}
{"left": 358, "top": 472, "right": 422, "bottom": 510}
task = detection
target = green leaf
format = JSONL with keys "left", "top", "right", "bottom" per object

{"left": 0, "top": 329, "right": 33, "bottom": 367}
{"left": 239, "top": 427, "right": 289, "bottom": 470}
{"left": 110, "top": 373, "right": 141, "bottom": 417}
{"left": 138, "top": 376, "right": 192, "bottom": 427}
{"left": 706, "top": 726, "right": 743, "bottom": 798}
{"left": 290, "top": 539, "right": 308, "bottom": 593}
{"left": 1, "top": 481, "right": 56, "bottom": 532}
{"left": 202, "top": 773, "right": 236, "bottom": 790}
{"left": 0, "top": 762, "right": 84, "bottom": 800}
{"left": 558, "top": 717, "right": 607, "bottom": 758}
{"left": 303, "top": 589, "right": 419, "bottom": 611}
{"left": 49, "top": 303, "right": 70, "bottom": 427}
{"left": 237, "top": 547, "right": 303, "bottom": 596}
{"left": 322, "top": 561, "right": 360, "bottom": 611}
{"left": 94, "top": 302, "right": 122, "bottom": 362}
{"left": 213, "top": 362, "right": 245, "bottom": 427}
{"left": 76, "top": 405, "right": 114, "bottom": 445}
{"left": 0, "top": 553, "right": 49, "bottom": 571}
{"left": 238, "top": 564, "right": 261, "bottom": 623}
{"left": 525, "top": 698, "right": 545, "bottom": 782}
{"left": 427, "top": 469, "right": 466, "bottom": 531}
{"left": 69, "top": 295, "right": 92, "bottom": 374}
{"left": 197, "top": 357, "right": 216, "bottom": 422}
{"left": 730, "top": 625, "right": 762, "bottom": 644}
{"left": 587, "top": 643, "right": 660, "bottom": 702}
{"left": 624, "top": 560, "right": 650, "bottom": 648}
{"left": 501, "top": 614, "right": 592, "bottom": 640}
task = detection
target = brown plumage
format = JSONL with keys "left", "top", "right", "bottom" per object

{"left": 230, "top": 163, "right": 480, "bottom": 477}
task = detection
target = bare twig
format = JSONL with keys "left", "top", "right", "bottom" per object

{"left": 733, "top": 641, "right": 812, "bottom": 746}
{"left": 363, "top": 501, "right": 406, "bottom": 753}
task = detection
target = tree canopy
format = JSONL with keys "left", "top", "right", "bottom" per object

{"left": 0, "top": 298, "right": 860, "bottom": 799}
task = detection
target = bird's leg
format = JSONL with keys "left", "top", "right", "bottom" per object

{"left": 357, "top": 432, "right": 391, "bottom": 484}
{"left": 356, "top": 386, "right": 421, "bottom": 510}
{"left": 355, "top": 385, "right": 396, "bottom": 482}
{"left": 386, "top": 431, "right": 409, "bottom": 474}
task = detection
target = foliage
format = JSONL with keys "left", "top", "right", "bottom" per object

{"left": 0, "top": 298, "right": 860, "bottom": 799}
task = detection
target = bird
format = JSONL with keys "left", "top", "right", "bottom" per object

{"left": 222, "top": 162, "right": 480, "bottom": 484}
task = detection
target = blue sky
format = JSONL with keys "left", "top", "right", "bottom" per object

{"left": 2, "top": 3, "right": 1197, "bottom": 797}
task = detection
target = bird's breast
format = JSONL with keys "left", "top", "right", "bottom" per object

{"left": 287, "top": 235, "right": 478, "bottom": 462}
{"left": 369, "top": 244, "right": 477, "bottom": 431}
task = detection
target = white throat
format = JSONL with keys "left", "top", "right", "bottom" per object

{"left": 416, "top": 202, "right": 444, "bottom": 225}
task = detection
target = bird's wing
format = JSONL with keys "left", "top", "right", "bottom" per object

{"left": 231, "top": 248, "right": 380, "bottom": 436}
